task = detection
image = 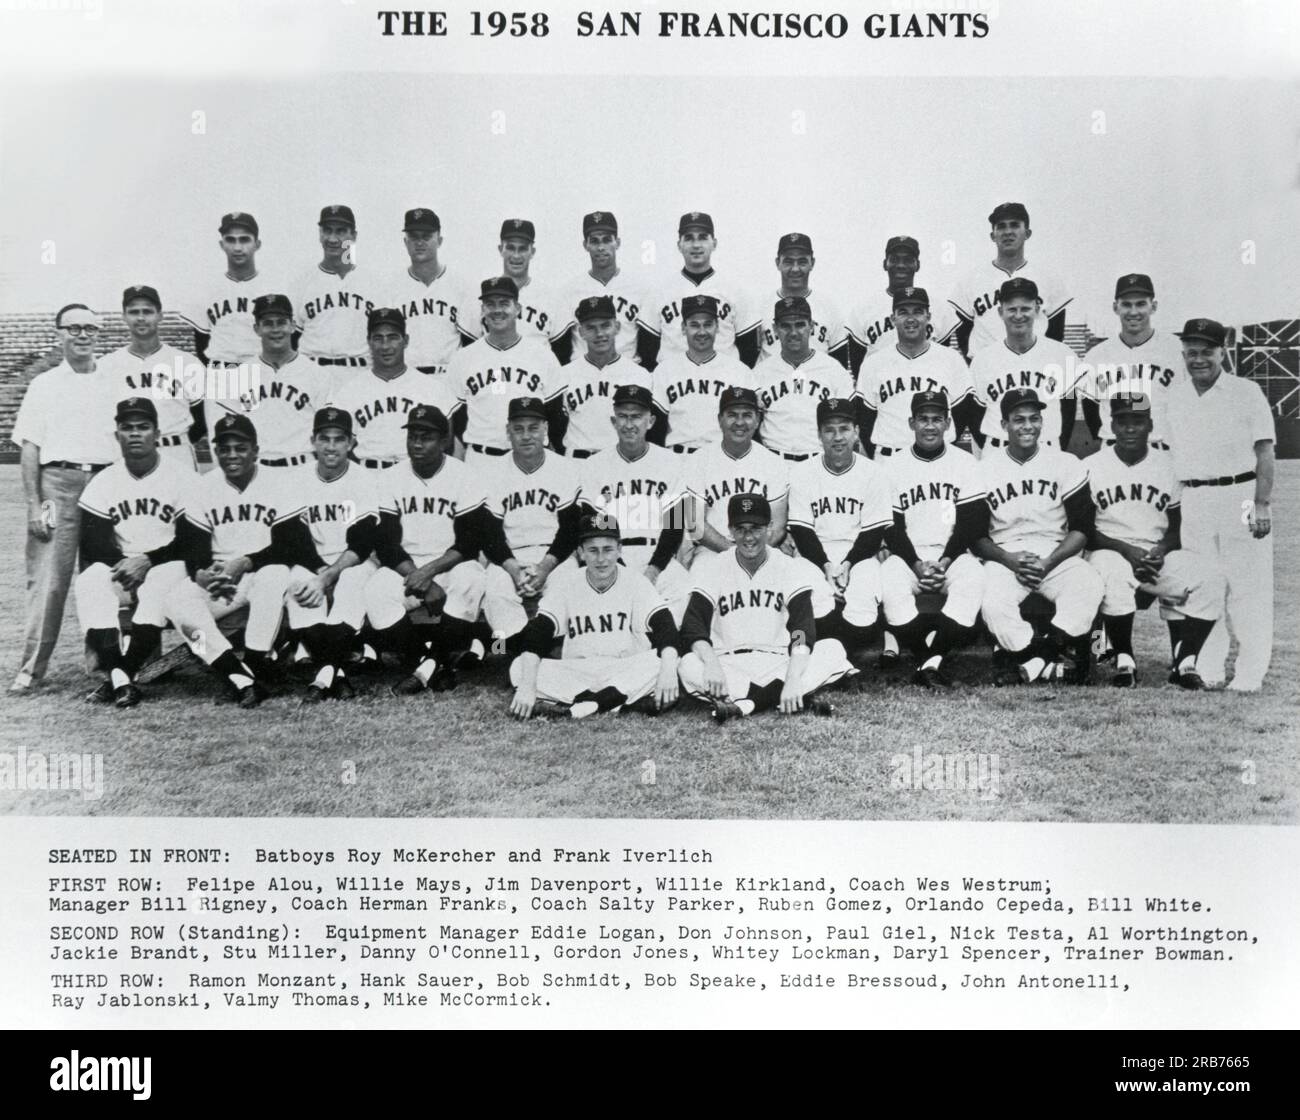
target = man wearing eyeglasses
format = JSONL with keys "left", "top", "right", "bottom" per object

{"left": 9, "top": 305, "right": 118, "bottom": 693}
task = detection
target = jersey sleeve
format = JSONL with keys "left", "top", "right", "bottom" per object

{"left": 947, "top": 273, "right": 974, "bottom": 324}
{"left": 77, "top": 469, "right": 111, "bottom": 518}
{"left": 535, "top": 572, "right": 570, "bottom": 638}
{"left": 688, "top": 553, "right": 720, "bottom": 606}
{"left": 854, "top": 362, "right": 879, "bottom": 409}
{"left": 786, "top": 464, "right": 816, "bottom": 530}
{"left": 539, "top": 348, "right": 567, "bottom": 403}
{"left": 863, "top": 466, "right": 895, "bottom": 529}
{"left": 9, "top": 376, "right": 47, "bottom": 447}
{"left": 1245, "top": 379, "right": 1276, "bottom": 443}
{"left": 1041, "top": 269, "right": 1073, "bottom": 322}
{"left": 968, "top": 350, "right": 992, "bottom": 406}
{"left": 632, "top": 571, "right": 670, "bottom": 638}
{"left": 1059, "top": 450, "right": 1089, "bottom": 502}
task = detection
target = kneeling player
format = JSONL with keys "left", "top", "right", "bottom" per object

{"left": 877, "top": 391, "right": 988, "bottom": 687}
{"left": 508, "top": 515, "right": 681, "bottom": 719}
{"left": 678, "top": 493, "right": 855, "bottom": 721}
{"left": 1086, "top": 394, "right": 1222, "bottom": 688}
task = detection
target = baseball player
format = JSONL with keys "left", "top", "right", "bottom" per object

{"left": 183, "top": 211, "right": 273, "bottom": 368}
{"left": 205, "top": 294, "right": 329, "bottom": 469}
{"left": 577, "top": 385, "right": 691, "bottom": 620}
{"left": 845, "top": 235, "right": 958, "bottom": 374}
{"left": 648, "top": 293, "right": 754, "bottom": 452}
{"left": 949, "top": 201, "right": 1072, "bottom": 360}
{"left": 854, "top": 286, "right": 977, "bottom": 458}
{"left": 286, "top": 407, "right": 387, "bottom": 702}
{"left": 787, "top": 397, "right": 896, "bottom": 653}
{"left": 557, "top": 211, "right": 647, "bottom": 363}
{"left": 1166, "top": 318, "right": 1275, "bottom": 692}
{"left": 967, "top": 278, "right": 1079, "bottom": 453}
{"left": 325, "top": 307, "right": 459, "bottom": 469}
{"left": 99, "top": 285, "right": 205, "bottom": 470}
{"left": 636, "top": 211, "right": 761, "bottom": 370}
{"left": 10, "top": 304, "right": 117, "bottom": 694}
{"left": 293, "top": 204, "right": 382, "bottom": 369}
{"left": 1085, "top": 394, "right": 1222, "bottom": 689}
{"left": 678, "top": 493, "right": 855, "bottom": 721}
{"left": 445, "top": 277, "right": 568, "bottom": 463}
{"left": 972, "top": 387, "right": 1103, "bottom": 684}
{"left": 753, "top": 296, "right": 855, "bottom": 461}
{"left": 389, "top": 207, "right": 476, "bottom": 376}
{"left": 559, "top": 295, "right": 651, "bottom": 458}
{"left": 875, "top": 391, "right": 988, "bottom": 688}
{"left": 1076, "top": 274, "right": 1182, "bottom": 449}
{"left": 465, "top": 219, "right": 571, "bottom": 363}
{"left": 190, "top": 413, "right": 298, "bottom": 683}
{"left": 680, "top": 386, "right": 790, "bottom": 556}
{"left": 76, "top": 397, "right": 267, "bottom": 709}
{"left": 756, "top": 232, "right": 849, "bottom": 366}
{"left": 509, "top": 514, "right": 681, "bottom": 720}
{"left": 364, "top": 405, "right": 491, "bottom": 695}
{"left": 478, "top": 396, "right": 583, "bottom": 654}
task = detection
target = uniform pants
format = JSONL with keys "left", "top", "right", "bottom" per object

{"left": 1179, "top": 482, "right": 1273, "bottom": 686}
{"left": 483, "top": 546, "right": 548, "bottom": 638}
{"left": 980, "top": 556, "right": 1103, "bottom": 653}
{"left": 879, "top": 553, "right": 987, "bottom": 629}
{"left": 840, "top": 559, "right": 885, "bottom": 628}
{"left": 363, "top": 560, "right": 487, "bottom": 628}
{"left": 678, "top": 640, "right": 854, "bottom": 704}
{"left": 75, "top": 560, "right": 233, "bottom": 665}
{"left": 1086, "top": 549, "right": 1223, "bottom": 622}
{"left": 509, "top": 650, "right": 662, "bottom": 705}
{"left": 285, "top": 559, "right": 377, "bottom": 631}
{"left": 205, "top": 566, "right": 293, "bottom": 653}
{"left": 20, "top": 466, "right": 93, "bottom": 681}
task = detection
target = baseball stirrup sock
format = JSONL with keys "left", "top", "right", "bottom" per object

{"left": 572, "top": 686, "right": 628, "bottom": 715}
{"left": 1103, "top": 613, "right": 1136, "bottom": 657}
{"left": 1168, "top": 618, "right": 1187, "bottom": 660}
{"left": 120, "top": 624, "right": 163, "bottom": 674}
{"left": 746, "top": 680, "right": 784, "bottom": 713}
{"left": 87, "top": 628, "right": 125, "bottom": 672}
{"left": 211, "top": 650, "right": 254, "bottom": 690}
{"left": 1175, "top": 617, "right": 1215, "bottom": 662}
{"left": 928, "top": 614, "right": 963, "bottom": 658}
{"left": 892, "top": 616, "right": 933, "bottom": 658}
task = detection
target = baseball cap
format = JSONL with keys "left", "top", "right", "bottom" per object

{"left": 817, "top": 397, "right": 857, "bottom": 426}
{"left": 212, "top": 413, "right": 257, "bottom": 443}
{"left": 403, "top": 404, "right": 449, "bottom": 433}
{"left": 988, "top": 201, "right": 1030, "bottom": 226}
{"left": 773, "top": 295, "right": 811, "bottom": 322}
{"left": 777, "top": 232, "right": 814, "bottom": 256}
{"left": 508, "top": 396, "right": 548, "bottom": 422}
{"left": 612, "top": 384, "right": 654, "bottom": 411}
{"left": 678, "top": 211, "right": 714, "bottom": 235}
{"left": 313, "top": 406, "right": 353, "bottom": 436}
{"left": 728, "top": 493, "right": 772, "bottom": 527}
{"left": 911, "top": 389, "right": 950, "bottom": 415}
{"left": 319, "top": 204, "right": 356, "bottom": 228}
{"left": 999, "top": 277, "right": 1040, "bottom": 303}
{"left": 1109, "top": 393, "right": 1153, "bottom": 417}
{"left": 577, "top": 512, "right": 621, "bottom": 544}
{"left": 219, "top": 211, "right": 259, "bottom": 237}
{"left": 681, "top": 294, "right": 719, "bottom": 321}
{"left": 1114, "top": 273, "right": 1155, "bottom": 298}
{"left": 583, "top": 211, "right": 618, "bottom": 236}
{"left": 1000, "top": 387, "right": 1046, "bottom": 419}
{"left": 115, "top": 396, "right": 158, "bottom": 424}
{"left": 368, "top": 307, "right": 406, "bottom": 334}
{"left": 575, "top": 295, "right": 616, "bottom": 323}
{"left": 885, "top": 235, "right": 920, "bottom": 258}
{"left": 499, "top": 218, "right": 535, "bottom": 243}
{"left": 480, "top": 276, "right": 520, "bottom": 301}
{"left": 403, "top": 207, "right": 440, "bottom": 232}
{"left": 253, "top": 293, "right": 293, "bottom": 320}
{"left": 1177, "top": 318, "right": 1227, "bottom": 347}
{"left": 122, "top": 285, "right": 161, "bottom": 310}
{"left": 56, "top": 305, "right": 101, "bottom": 331}
{"left": 892, "top": 286, "right": 930, "bottom": 309}
{"left": 718, "top": 386, "right": 761, "bottom": 414}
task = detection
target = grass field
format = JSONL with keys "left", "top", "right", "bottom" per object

{"left": 1, "top": 464, "right": 1295, "bottom": 822}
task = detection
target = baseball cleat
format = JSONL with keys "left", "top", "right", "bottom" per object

{"left": 85, "top": 680, "right": 114, "bottom": 704}
{"left": 236, "top": 683, "right": 268, "bottom": 710}
{"left": 1111, "top": 666, "right": 1137, "bottom": 688}
{"left": 113, "top": 683, "right": 143, "bottom": 709}
{"left": 914, "top": 666, "right": 953, "bottom": 690}
{"left": 1017, "top": 657, "right": 1048, "bottom": 684}
{"left": 710, "top": 699, "right": 743, "bottom": 724}
{"left": 390, "top": 674, "right": 427, "bottom": 697}
{"left": 531, "top": 699, "right": 571, "bottom": 720}
{"left": 429, "top": 664, "right": 458, "bottom": 693}
{"left": 301, "top": 682, "right": 332, "bottom": 704}
{"left": 804, "top": 695, "right": 836, "bottom": 717}
{"left": 1176, "top": 668, "right": 1204, "bottom": 691}
{"left": 331, "top": 675, "right": 357, "bottom": 701}
{"left": 993, "top": 664, "right": 1025, "bottom": 687}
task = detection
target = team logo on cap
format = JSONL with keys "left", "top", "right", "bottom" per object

{"left": 328, "top": 206, "right": 342, "bottom": 217}
{"left": 741, "top": 498, "right": 754, "bottom": 513}
{"left": 592, "top": 212, "right": 604, "bottom": 223}
{"left": 230, "top": 211, "right": 243, "bottom": 222}
{"left": 689, "top": 211, "right": 701, "bottom": 222}
{"left": 583, "top": 298, "right": 600, "bottom": 311}
{"left": 511, "top": 219, "right": 523, "bottom": 230}
{"left": 1194, "top": 319, "right": 1209, "bottom": 332}
{"left": 323, "top": 408, "right": 343, "bottom": 424}
{"left": 413, "top": 209, "right": 426, "bottom": 221}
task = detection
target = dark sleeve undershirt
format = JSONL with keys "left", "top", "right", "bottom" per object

{"left": 679, "top": 591, "right": 714, "bottom": 651}
{"left": 646, "top": 606, "right": 680, "bottom": 654}
{"left": 344, "top": 513, "right": 380, "bottom": 559}
{"left": 885, "top": 513, "right": 920, "bottom": 567}
{"left": 545, "top": 398, "right": 569, "bottom": 454}
{"left": 785, "top": 587, "right": 817, "bottom": 649}
{"left": 520, "top": 612, "right": 558, "bottom": 658}
{"left": 545, "top": 502, "right": 582, "bottom": 563}
{"left": 79, "top": 509, "right": 125, "bottom": 570}
{"left": 1063, "top": 484, "right": 1096, "bottom": 538}
{"left": 374, "top": 510, "right": 408, "bottom": 569}
{"left": 735, "top": 326, "right": 762, "bottom": 370}
{"left": 648, "top": 523, "right": 684, "bottom": 571}
{"left": 787, "top": 524, "right": 829, "bottom": 569}
{"left": 635, "top": 326, "right": 661, "bottom": 372}
{"left": 942, "top": 501, "right": 984, "bottom": 560}
{"left": 843, "top": 523, "right": 889, "bottom": 567}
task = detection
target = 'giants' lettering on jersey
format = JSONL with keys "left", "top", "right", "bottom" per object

{"left": 665, "top": 377, "right": 729, "bottom": 404}
{"left": 566, "top": 611, "right": 632, "bottom": 639}
{"left": 564, "top": 380, "right": 615, "bottom": 412}
{"left": 303, "top": 291, "right": 375, "bottom": 320}
{"left": 239, "top": 379, "right": 313, "bottom": 412}
{"left": 878, "top": 374, "right": 943, "bottom": 403}
{"left": 1093, "top": 481, "right": 1172, "bottom": 513}
{"left": 758, "top": 377, "right": 833, "bottom": 407}
{"left": 897, "top": 480, "right": 962, "bottom": 511}
{"left": 466, "top": 366, "right": 544, "bottom": 396}
{"left": 987, "top": 478, "right": 1060, "bottom": 509}
{"left": 701, "top": 475, "right": 771, "bottom": 508}
{"left": 663, "top": 299, "right": 733, "bottom": 327}
{"left": 395, "top": 295, "right": 461, "bottom": 326}
{"left": 397, "top": 493, "right": 459, "bottom": 518}
{"left": 1086, "top": 361, "right": 1177, "bottom": 393}
{"left": 205, "top": 502, "right": 277, "bottom": 528}
{"left": 519, "top": 304, "right": 550, "bottom": 333}
{"left": 110, "top": 497, "right": 179, "bottom": 525}
{"left": 597, "top": 478, "right": 669, "bottom": 504}
{"left": 809, "top": 494, "right": 864, "bottom": 519}
{"left": 351, "top": 394, "right": 418, "bottom": 428}
{"left": 717, "top": 587, "right": 786, "bottom": 616}
{"left": 986, "top": 368, "right": 1061, "bottom": 402}
{"left": 502, "top": 487, "right": 562, "bottom": 514}
{"left": 305, "top": 501, "right": 358, "bottom": 524}
{"left": 205, "top": 295, "right": 252, "bottom": 329}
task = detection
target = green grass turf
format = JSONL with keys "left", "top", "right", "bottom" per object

{"left": 1, "top": 464, "right": 1295, "bottom": 821}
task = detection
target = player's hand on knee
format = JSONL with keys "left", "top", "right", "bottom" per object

{"left": 292, "top": 575, "right": 325, "bottom": 608}
{"left": 779, "top": 681, "right": 804, "bottom": 714}
{"left": 509, "top": 685, "right": 537, "bottom": 720}
{"left": 113, "top": 556, "right": 151, "bottom": 591}
{"left": 702, "top": 659, "right": 728, "bottom": 699}
{"left": 654, "top": 665, "right": 679, "bottom": 710}
{"left": 403, "top": 567, "right": 434, "bottom": 597}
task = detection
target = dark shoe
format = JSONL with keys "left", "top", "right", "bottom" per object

{"left": 429, "top": 663, "right": 458, "bottom": 692}
{"left": 113, "top": 683, "right": 143, "bottom": 709}
{"left": 331, "top": 675, "right": 357, "bottom": 701}
{"left": 301, "top": 682, "right": 332, "bottom": 704}
{"left": 1112, "top": 665, "right": 1137, "bottom": 688}
{"left": 532, "top": 699, "right": 571, "bottom": 720}
{"left": 390, "top": 674, "right": 427, "bottom": 697}
{"left": 237, "top": 682, "right": 268, "bottom": 709}
{"left": 804, "top": 695, "right": 836, "bottom": 716}
{"left": 86, "top": 680, "right": 114, "bottom": 704}
{"left": 993, "top": 664, "right": 1024, "bottom": 687}
{"left": 1176, "top": 667, "right": 1204, "bottom": 691}
{"left": 914, "top": 666, "right": 953, "bottom": 690}
{"left": 711, "top": 699, "right": 743, "bottom": 724}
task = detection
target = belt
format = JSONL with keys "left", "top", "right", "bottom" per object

{"left": 45, "top": 460, "right": 109, "bottom": 473}
{"left": 670, "top": 444, "right": 698, "bottom": 454}
{"left": 988, "top": 437, "right": 1055, "bottom": 448}
{"left": 360, "top": 457, "right": 400, "bottom": 469}
{"left": 779, "top": 451, "right": 814, "bottom": 462}
{"left": 622, "top": 537, "right": 654, "bottom": 547}
{"left": 570, "top": 449, "right": 599, "bottom": 460}
{"left": 875, "top": 446, "right": 899, "bottom": 457}
{"left": 206, "top": 359, "right": 248, "bottom": 369}
{"left": 415, "top": 366, "right": 444, "bottom": 375}
{"left": 467, "top": 443, "right": 508, "bottom": 457}
{"left": 1182, "top": 471, "right": 1256, "bottom": 488}
{"left": 315, "top": 356, "right": 368, "bottom": 367}
{"left": 1107, "top": 438, "right": 1170, "bottom": 451}
{"left": 261, "top": 454, "right": 309, "bottom": 467}
{"left": 158, "top": 434, "right": 185, "bottom": 448}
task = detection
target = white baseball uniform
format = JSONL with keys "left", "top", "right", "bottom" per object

{"left": 1085, "top": 446, "right": 1223, "bottom": 621}
{"left": 292, "top": 265, "right": 383, "bottom": 362}
{"left": 99, "top": 344, "right": 204, "bottom": 468}
{"left": 848, "top": 290, "right": 958, "bottom": 360}
{"left": 388, "top": 267, "right": 475, "bottom": 374}
{"left": 183, "top": 272, "right": 277, "bottom": 364}
{"left": 969, "top": 337, "right": 1078, "bottom": 447}
{"left": 325, "top": 368, "right": 459, "bottom": 464}
{"left": 685, "top": 441, "right": 790, "bottom": 542}
{"left": 1077, "top": 330, "right": 1183, "bottom": 446}
{"left": 753, "top": 350, "right": 855, "bottom": 458}
{"left": 650, "top": 351, "right": 755, "bottom": 451}
{"left": 855, "top": 342, "right": 975, "bottom": 453}
{"left": 949, "top": 261, "right": 1072, "bottom": 356}
{"left": 561, "top": 270, "right": 652, "bottom": 361}
{"left": 757, "top": 290, "right": 849, "bottom": 361}
{"left": 461, "top": 277, "right": 569, "bottom": 348}
{"left": 445, "top": 336, "right": 566, "bottom": 456}
{"left": 560, "top": 356, "right": 652, "bottom": 456}
{"left": 205, "top": 352, "right": 331, "bottom": 466}
{"left": 639, "top": 271, "right": 758, "bottom": 363}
